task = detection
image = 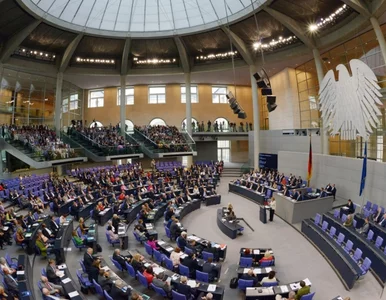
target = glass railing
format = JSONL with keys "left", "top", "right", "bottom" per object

{"left": 69, "top": 130, "right": 141, "bottom": 156}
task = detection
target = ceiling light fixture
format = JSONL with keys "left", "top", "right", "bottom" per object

{"left": 13, "top": 47, "right": 56, "bottom": 62}
{"left": 253, "top": 36, "right": 297, "bottom": 51}
{"left": 195, "top": 51, "right": 238, "bottom": 61}
{"left": 134, "top": 57, "right": 178, "bottom": 65}
{"left": 308, "top": 24, "right": 318, "bottom": 32}
{"left": 309, "top": 4, "right": 349, "bottom": 33}
{"left": 75, "top": 57, "right": 116, "bottom": 64}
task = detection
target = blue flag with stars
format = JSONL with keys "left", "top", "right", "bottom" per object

{"left": 359, "top": 142, "right": 367, "bottom": 196}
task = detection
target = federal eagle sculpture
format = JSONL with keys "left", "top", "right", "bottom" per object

{"left": 319, "top": 59, "right": 383, "bottom": 140}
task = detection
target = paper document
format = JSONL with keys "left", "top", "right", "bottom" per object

{"left": 265, "top": 267, "right": 272, "bottom": 272}
{"left": 68, "top": 291, "right": 79, "bottom": 298}
{"left": 280, "top": 285, "right": 289, "bottom": 293}
{"left": 16, "top": 271, "right": 25, "bottom": 275}
{"left": 243, "top": 269, "right": 249, "bottom": 274}
{"left": 207, "top": 284, "right": 216, "bottom": 292}
{"left": 166, "top": 247, "right": 174, "bottom": 252}
{"left": 303, "top": 278, "right": 312, "bottom": 286}
{"left": 180, "top": 254, "right": 188, "bottom": 259}
{"left": 58, "top": 264, "right": 67, "bottom": 270}
{"left": 290, "top": 283, "right": 301, "bottom": 290}
{"left": 56, "top": 271, "right": 65, "bottom": 278}
{"left": 253, "top": 249, "right": 260, "bottom": 255}
{"left": 25, "top": 233, "right": 32, "bottom": 238}
{"left": 158, "top": 241, "right": 165, "bottom": 245}
{"left": 253, "top": 268, "right": 261, "bottom": 274}
{"left": 153, "top": 267, "right": 164, "bottom": 275}
{"left": 187, "top": 280, "right": 197, "bottom": 288}
{"left": 61, "top": 277, "right": 71, "bottom": 284}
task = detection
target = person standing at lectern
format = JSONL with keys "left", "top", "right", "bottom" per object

{"left": 269, "top": 198, "right": 276, "bottom": 221}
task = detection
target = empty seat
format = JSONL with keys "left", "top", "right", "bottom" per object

{"left": 344, "top": 240, "right": 353, "bottom": 254}
{"left": 375, "top": 236, "right": 383, "bottom": 249}
{"left": 336, "top": 233, "right": 345, "bottom": 246}
{"left": 329, "top": 226, "right": 336, "bottom": 238}
{"left": 321, "top": 221, "right": 328, "bottom": 232}
{"left": 314, "top": 214, "right": 321, "bottom": 226}
{"left": 366, "top": 230, "right": 374, "bottom": 242}
{"left": 352, "top": 248, "right": 362, "bottom": 263}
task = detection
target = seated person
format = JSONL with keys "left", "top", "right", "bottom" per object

{"left": 78, "top": 218, "right": 89, "bottom": 235}
{"left": 170, "top": 247, "right": 182, "bottom": 267}
{"left": 131, "top": 253, "right": 144, "bottom": 274}
{"left": 372, "top": 207, "right": 383, "bottom": 222}
{"left": 170, "top": 217, "right": 182, "bottom": 240}
{"left": 40, "top": 275, "right": 65, "bottom": 296}
{"left": 0, "top": 258, "right": 16, "bottom": 277}
{"left": 259, "top": 251, "right": 274, "bottom": 265}
{"left": 357, "top": 217, "right": 370, "bottom": 234}
{"left": 345, "top": 199, "right": 355, "bottom": 214}
{"left": 319, "top": 187, "right": 327, "bottom": 198}
{"left": 152, "top": 272, "right": 172, "bottom": 297}
{"left": 182, "top": 253, "right": 199, "bottom": 279}
{"left": 276, "top": 291, "right": 296, "bottom": 300}
{"left": 46, "top": 259, "right": 62, "bottom": 284}
{"left": 295, "top": 281, "right": 310, "bottom": 300}
{"left": 379, "top": 213, "right": 386, "bottom": 227}
{"left": 343, "top": 214, "right": 353, "bottom": 227}
{"left": 240, "top": 269, "right": 259, "bottom": 286}
{"left": 15, "top": 228, "right": 25, "bottom": 245}
{"left": 98, "top": 270, "right": 113, "bottom": 292}
{"left": 112, "top": 249, "right": 132, "bottom": 270}
{"left": 261, "top": 270, "right": 278, "bottom": 285}
{"left": 202, "top": 257, "right": 220, "bottom": 282}
{"left": 110, "top": 279, "right": 131, "bottom": 300}
{"left": 134, "top": 225, "right": 147, "bottom": 241}
{"left": 72, "top": 230, "right": 94, "bottom": 247}
{"left": 42, "top": 288, "right": 67, "bottom": 300}
{"left": 106, "top": 225, "right": 120, "bottom": 243}
{"left": 176, "top": 232, "right": 188, "bottom": 251}
{"left": 147, "top": 236, "right": 159, "bottom": 250}
{"left": 97, "top": 201, "right": 105, "bottom": 211}
{"left": 143, "top": 266, "right": 154, "bottom": 284}
{"left": 198, "top": 292, "right": 214, "bottom": 300}
{"left": 176, "top": 276, "right": 196, "bottom": 299}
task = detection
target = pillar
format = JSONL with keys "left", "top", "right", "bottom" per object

{"left": 120, "top": 75, "right": 126, "bottom": 139}
{"left": 185, "top": 73, "right": 193, "bottom": 166}
{"left": 250, "top": 65, "right": 260, "bottom": 170}
{"left": 313, "top": 48, "right": 329, "bottom": 155}
{"left": 55, "top": 72, "right": 63, "bottom": 136}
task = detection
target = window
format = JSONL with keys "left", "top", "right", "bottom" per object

{"left": 214, "top": 117, "right": 229, "bottom": 132}
{"left": 181, "top": 86, "right": 198, "bottom": 103}
{"left": 125, "top": 120, "right": 134, "bottom": 132}
{"left": 149, "top": 118, "right": 166, "bottom": 126}
{"left": 212, "top": 86, "right": 227, "bottom": 103}
{"left": 117, "top": 87, "right": 134, "bottom": 105}
{"left": 181, "top": 118, "right": 198, "bottom": 131}
{"left": 149, "top": 86, "right": 166, "bottom": 104}
{"left": 62, "top": 98, "right": 68, "bottom": 113}
{"left": 89, "top": 121, "right": 103, "bottom": 128}
{"left": 309, "top": 96, "right": 317, "bottom": 110}
{"left": 89, "top": 90, "right": 104, "bottom": 107}
{"left": 217, "top": 140, "right": 230, "bottom": 162}
{"left": 70, "top": 94, "right": 79, "bottom": 110}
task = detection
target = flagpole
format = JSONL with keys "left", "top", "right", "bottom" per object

{"left": 11, "top": 83, "right": 16, "bottom": 125}
{"left": 27, "top": 94, "right": 30, "bottom": 125}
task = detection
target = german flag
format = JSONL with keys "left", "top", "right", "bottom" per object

{"left": 307, "top": 136, "right": 312, "bottom": 186}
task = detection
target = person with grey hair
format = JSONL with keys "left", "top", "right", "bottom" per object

{"left": 152, "top": 272, "right": 172, "bottom": 297}
{"left": 276, "top": 291, "right": 296, "bottom": 300}
{"left": 40, "top": 275, "right": 65, "bottom": 295}
{"left": 199, "top": 292, "right": 213, "bottom": 299}
{"left": 177, "top": 231, "right": 187, "bottom": 251}
{"left": 0, "top": 257, "right": 16, "bottom": 277}
{"left": 176, "top": 276, "right": 195, "bottom": 299}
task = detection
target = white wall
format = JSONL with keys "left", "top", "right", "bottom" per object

{"left": 278, "top": 151, "right": 386, "bottom": 207}
{"left": 268, "top": 68, "right": 301, "bottom": 130}
{"left": 249, "top": 131, "right": 321, "bottom": 166}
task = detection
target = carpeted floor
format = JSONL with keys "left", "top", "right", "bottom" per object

{"left": 1, "top": 177, "right": 385, "bottom": 300}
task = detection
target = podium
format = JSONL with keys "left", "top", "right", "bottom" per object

{"left": 259, "top": 205, "right": 268, "bottom": 224}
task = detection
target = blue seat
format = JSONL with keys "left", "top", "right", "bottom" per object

{"left": 360, "top": 257, "right": 372, "bottom": 276}
{"left": 76, "top": 269, "right": 92, "bottom": 288}
{"left": 300, "top": 292, "right": 316, "bottom": 300}
{"left": 126, "top": 262, "right": 136, "bottom": 278}
{"left": 314, "top": 213, "right": 321, "bottom": 226}
{"left": 144, "top": 242, "right": 154, "bottom": 257}
{"left": 172, "top": 290, "right": 187, "bottom": 300}
{"left": 321, "top": 221, "right": 328, "bottom": 232}
{"left": 202, "top": 251, "right": 214, "bottom": 262}
{"left": 196, "top": 270, "right": 209, "bottom": 283}
{"left": 341, "top": 214, "right": 347, "bottom": 223}
{"left": 165, "top": 226, "right": 172, "bottom": 240}
{"left": 336, "top": 233, "right": 345, "bottom": 246}
{"left": 366, "top": 230, "right": 374, "bottom": 242}
{"left": 262, "top": 281, "right": 278, "bottom": 287}
{"left": 37, "top": 280, "right": 43, "bottom": 290}
{"left": 72, "top": 237, "right": 87, "bottom": 250}
{"left": 110, "top": 257, "right": 124, "bottom": 272}
{"left": 353, "top": 219, "right": 357, "bottom": 229}
{"left": 137, "top": 271, "right": 149, "bottom": 288}
{"left": 260, "top": 260, "right": 274, "bottom": 267}
{"left": 333, "top": 209, "right": 340, "bottom": 218}
{"left": 238, "top": 279, "right": 254, "bottom": 291}
{"left": 5, "top": 253, "right": 18, "bottom": 269}
{"left": 184, "top": 247, "right": 193, "bottom": 255}
{"left": 239, "top": 257, "right": 253, "bottom": 267}
{"left": 329, "top": 226, "right": 336, "bottom": 238}
{"left": 79, "top": 260, "right": 86, "bottom": 273}
{"left": 106, "top": 232, "right": 120, "bottom": 246}
{"left": 164, "top": 256, "right": 174, "bottom": 271}
{"left": 92, "top": 279, "right": 104, "bottom": 297}
{"left": 153, "top": 249, "right": 164, "bottom": 264}
{"left": 344, "top": 240, "right": 353, "bottom": 254}
{"left": 104, "top": 290, "right": 113, "bottom": 300}
{"left": 179, "top": 264, "right": 190, "bottom": 276}
{"left": 41, "top": 268, "right": 47, "bottom": 276}
{"left": 352, "top": 248, "right": 362, "bottom": 263}
{"left": 151, "top": 283, "right": 168, "bottom": 297}
{"left": 375, "top": 236, "right": 383, "bottom": 249}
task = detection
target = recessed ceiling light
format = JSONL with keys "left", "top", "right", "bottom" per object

{"left": 309, "top": 24, "right": 318, "bottom": 32}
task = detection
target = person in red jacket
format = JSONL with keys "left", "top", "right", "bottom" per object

{"left": 143, "top": 266, "right": 154, "bottom": 284}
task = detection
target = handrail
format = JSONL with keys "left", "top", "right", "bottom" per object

{"left": 134, "top": 127, "right": 194, "bottom": 147}
{"left": 134, "top": 128, "right": 160, "bottom": 148}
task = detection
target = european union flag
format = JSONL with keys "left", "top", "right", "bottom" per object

{"left": 359, "top": 142, "right": 367, "bottom": 196}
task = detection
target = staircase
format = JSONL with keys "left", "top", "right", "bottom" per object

{"left": 0, "top": 137, "right": 87, "bottom": 169}
{"left": 62, "top": 132, "right": 144, "bottom": 162}
{"left": 221, "top": 167, "right": 243, "bottom": 178}
{"left": 129, "top": 129, "right": 197, "bottom": 159}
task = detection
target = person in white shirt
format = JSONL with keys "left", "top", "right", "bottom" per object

{"left": 42, "top": 288, "right": 67, "bottom": 300}
{"left": 269, "top": 198, "right": 276, "bottom": 222}
{"left": 170, "top": 247, "right": 182, "bottom": 267}
{"left": 276, "top": 291, "right": 295, "bottom": 300}
{"left": 260, "top": 270, "right": 277, "bottom": 285}
{"left": 0, "top": 257, "right": 16, "bottom": 276}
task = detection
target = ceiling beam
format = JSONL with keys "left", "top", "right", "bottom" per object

{"left": 121, "top": 37, "right": 131, "bottom": 75}
{"left": 0, "top": 20, "right": 41, "bottom": 63}
{"left": 174, "top": 36, "right": 190, "bottom": 73}
{"left": 370, "top": 0, "right": 386, "bottom": 18}
{"left": 59, "top": 34, "right": 83, "bottom": 73}
{"left": 342, "top": 0, "right": 371, "bottom": 18}
{"left": 221, "top": 26, "right": 255, "bottom": 66}
{"left": 263, "top": 7, "right": 316, "bottom": 49}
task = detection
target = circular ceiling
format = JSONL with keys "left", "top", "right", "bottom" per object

{"left": 20, "top": 0, "right": 265, "bottom": 37}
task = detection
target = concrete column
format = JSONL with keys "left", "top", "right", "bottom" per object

{"left": 55, "top": 72, "right": 63, "bottom": 136}
{"left": 250, "top": 65, "right": 260, "bottom": 170}
{"left": 185, "top": 73, "right": 193, "bottom": 166}
{"left": 370, "top": 17, "right": 386, "bottom": 69}
{"left": 120, "top": 75, "right": 126, "bottom": 139}
{"left": 313, "top": 48, "right": 329, "bottom": 155}
{"left": 185, "top": 73, "right": 192, "bottom": 135}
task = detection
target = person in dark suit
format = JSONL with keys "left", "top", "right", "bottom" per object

{"left": 291, "top": 190, "right": 299, "bottom": 200}
{"left": 346, "top": 199, "right": 355, "bottom": 214}
{"left": 50, "top": 216, "right": 60, "bottom": 234}
{"left": 3, "top": 269, "right": 18, "bottom": 298}
{"left": 182, "top": 253, "right": 199, "bottom": 279}
{"left": 176, "top": 276, "right": 195, "bottom": 299}
{"left": 330, "top": 184, "right": 337, "bottom": 199}
{"left": 372, "top": 207, "right": 382, "bottom": 223}
{"left": 46, "top": 259, "right": 61, "bottom": 284}
{"left": 202, "top": 257, "right": 220, "bottom": 282}
{"left": 379, "top": 213, "right": 386, "bottom": 227}
{"left": 176, "top": 232, "right": 187, "bottom": 251}
{"left": 112, "top": 249, "right": 132, "bottom": 270}
{"left": 131, "top": 253, "right": 144, "bottom": 274}
{"left": 170, "top": 217, "right": 182, "bottom": 240}
{"left": 240, "top": 269, "right": 259, "bottom": 286}
{"left": 83, "top": 248, "right": 97, "bottom": 274}
{"left": 25, "top": 211, "right": 34, "bottom": 226}
{"left": 112, "top": 214, "right": 120, "bottom": 234}
{"left": 319, "top": 188, "right": 327, "bottom": 198}
{"left": 110, "top": 279, "right": 131, "bottom": 300}
{"left": 165, "top": 207, "right": 174, "bottom": 222}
